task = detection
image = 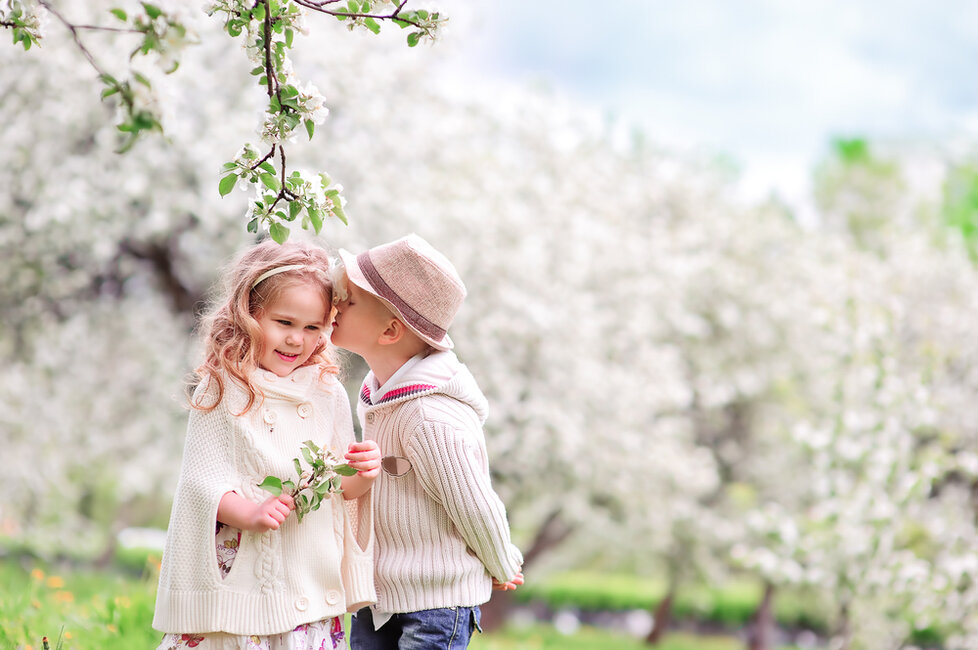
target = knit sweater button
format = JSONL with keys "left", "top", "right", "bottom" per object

{"left": 325, "top": 589, "right": 341, "bottom": 605}
{"left": 297, "top": 403, "right": 313, "bottom": 419}
{"left": 262, "top": 408, "right": 277, "bottom": 425}
{"left": 366, "top": 412, "right": 375, "bottom": 424}
{"left": 295, "top": 596, "right": 309, "bottom": 611}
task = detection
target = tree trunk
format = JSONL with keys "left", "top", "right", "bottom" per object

{"left": 478, "top": 509, "right": 575, "bottom": 632}
{"left": 746, "top": 581, "right": 775, "bottom": 650}
{"left": 835, "top": 603, "right": 851, "bottom": 650}
{"left": 645, "top": 583, "right": 676, "bottom": 645}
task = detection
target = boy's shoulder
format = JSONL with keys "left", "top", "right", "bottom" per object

{"left": 388, "top": 390, "right": 485, "bottom": 431}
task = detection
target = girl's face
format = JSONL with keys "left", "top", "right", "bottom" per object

{"left": 256, "top": 282, "right": 328, "bottom": 377}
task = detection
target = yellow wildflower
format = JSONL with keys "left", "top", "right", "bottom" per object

{"left": 53, "top": 591, "right": 74, "bottom": 603}
{"left": 46, "top": 576, "right": 65, "bottom": 588}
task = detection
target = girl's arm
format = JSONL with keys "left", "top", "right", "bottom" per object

{"left": 341, "top": 440, "right": 381, "bottom": 500}
{"left": 217, "top": 491, "right": 295, "bottom": 532}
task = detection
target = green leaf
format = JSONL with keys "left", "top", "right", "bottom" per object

{"left": 250, "top": 65, "right": 265, "bottom": 76}
{"left": 332, "top": 202, "right": 348, "bottom": 225}
{"left": 282, "top": 479, "right": 296, "bottom": 494}
{"left": 219, "top": 173, "right": 238, "bottom": 197}
{"left": 304, "top": 119, "right": 315, "bottom": 140}
{"left": 258, "top": 476, "right": 283, "bottom": 496}
{"left": 247, "top": 217, "right": 259, "bottom": 233}
{"left": 260, "top": 173, "right": 280, "bottom": 191}
{"left": 110, "top": 8, "right": 127, "bottom": 21}
{"left": 259, "top": 161, "right": 277, "bottom": 175}
{"left": 407, "top": 32, "right": 421, "bottom": 47}
{"left": 346, "top": 0, "right": 358, "bottom": 12}
{"left": 141, "top": 2, "right": 162, "bottom": 19}
{"left": 293, "top": 457, "right": 303, "bottom": 477}
{"left": 303, "top": 440, "right": 321, "bottom": 455}
{"left": 289, "top": 200, "right": 302, "bottom": 221}
{"left": 364, "top": 17, "right": 380, "bottom": 34}
{"left": 133, "top": 72, "right": 152, "bottom": 88}
{"left": 269, "top": 222, "right": 290, "bottom": 244}
{"left": 334, "top": 463, "right": 359, "bottom": 477}
{"left": 285, "top": 28, "right": 294, "bottom": 48}
{"left": 252, "top": 2, "right": 265, "bottom": 21}
{"left": 307, "top": 207, "right": 323, "bottom": 234}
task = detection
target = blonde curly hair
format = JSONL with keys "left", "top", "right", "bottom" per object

{"left": 193, "top": 239, "right": 339, "bottom": 413}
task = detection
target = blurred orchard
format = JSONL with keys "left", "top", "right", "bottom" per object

{"left": 4, "top": 1, "right": 978, "bottom": 648}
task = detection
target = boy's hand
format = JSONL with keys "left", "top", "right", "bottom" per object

{"left": 492, "top": 571, "right": 524, "bottom": 591}
{"left": 345, "top": 440, "right": 382, "bottom": 479}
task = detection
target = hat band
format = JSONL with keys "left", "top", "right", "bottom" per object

{"left": 357, "top": 252, "right": 447, "bottom": 343}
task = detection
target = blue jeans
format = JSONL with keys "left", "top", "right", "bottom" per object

{"left": 350, "top": 605, "right": 482, "bottom": 650}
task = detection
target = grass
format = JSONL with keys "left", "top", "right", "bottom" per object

{"left": 0, "top": 555, "right": 162, "bottom": 650}
{"left": 517, "top": 570, "right": 831, "bottom": 633}
{"left": 470, "top": 625, "right": 742, "bottom": 650}
{"left": 0, "top": 555, "right": 746, "bottom": 650}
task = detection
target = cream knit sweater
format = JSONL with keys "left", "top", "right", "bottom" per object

{"left": 358, "top": 351, "right": 523, "bottom": 614}
{"left": 153, "top": 366, "right": 374, "bottom": 636}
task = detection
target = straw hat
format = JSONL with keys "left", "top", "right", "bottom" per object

{"left": 339, "top": 234, "right": 466, "bottom": 350}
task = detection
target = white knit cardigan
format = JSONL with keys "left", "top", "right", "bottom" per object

{"left": 153, "top": 366, "right": 374, "bottom": 636}
{"left": 358, "top": 351, "right": 523, "bottom": 614}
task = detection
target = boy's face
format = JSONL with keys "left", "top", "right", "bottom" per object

{"left": 330, "top": 273, "right": 395, "bottom": 356}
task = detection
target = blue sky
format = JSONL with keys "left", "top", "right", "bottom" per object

{"left": 442, "top": 1, "right": 978, "bottom": 209}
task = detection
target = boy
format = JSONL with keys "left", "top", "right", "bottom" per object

{"left": 331, "top": 233, "right": 524, "bottom": 649}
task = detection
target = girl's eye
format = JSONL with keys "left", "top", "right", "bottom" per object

{"left": 277, "top": 320, "right": 291, "bottom": 326}
{"left": 306, "top": 325, "right": 320, "bottom": 331}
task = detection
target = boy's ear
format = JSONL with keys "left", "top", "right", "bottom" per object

{"left": 377, "top": 318, "right": 406, "bottom": 346}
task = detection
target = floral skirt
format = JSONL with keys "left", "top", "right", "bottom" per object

{"left": 157, "top": 524, "right": 346, "bottom": 650}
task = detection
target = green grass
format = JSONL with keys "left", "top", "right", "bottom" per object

{"left": 0, "top": 555, "right": 163, "bottom": 650}
{"left": 1, "top": 557, "right": 735, "bottom": 650}
{"left": 470, "top": 625, "right": 741, "bottom": 650}
{"left": 0, "top": 554, "right": 816, "bottom": 650}
{"left": 518, "top": 571, "right": 830, "bottom": 633}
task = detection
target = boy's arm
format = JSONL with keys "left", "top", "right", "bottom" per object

{"left": 407, "top": 422, "right": 523, "bottom": 583}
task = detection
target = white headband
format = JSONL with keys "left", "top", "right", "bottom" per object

{"left": 251, "top": 264, "right": 308, "bottom": 289}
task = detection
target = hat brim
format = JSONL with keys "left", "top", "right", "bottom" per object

{"left": 338, "top": 248, "right": 454, "bottom": 351}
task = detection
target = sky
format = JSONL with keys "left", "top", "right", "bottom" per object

{"left": 439, "top": 1, "right": 978, "bottom": 212}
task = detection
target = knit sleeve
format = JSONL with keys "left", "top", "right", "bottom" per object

{"left": 406, "top": 422, "right": 523, "bottom": 583}
{"left": 154, "top": 378, "right": 240, "bottom": 631}
{"left": 179, "top": 379, "right": 239, "bottom": 509}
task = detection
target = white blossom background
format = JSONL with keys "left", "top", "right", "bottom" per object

{"left": 3, "top": 2, "right": 978, "bottom": 647}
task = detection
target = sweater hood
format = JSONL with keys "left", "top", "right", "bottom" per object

{"left": 359, "top": 350, "right": 488, "bottom": 423}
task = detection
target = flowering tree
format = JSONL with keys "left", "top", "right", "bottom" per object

{"left": 1, "top": 0, "right": 442, "bottom": 241}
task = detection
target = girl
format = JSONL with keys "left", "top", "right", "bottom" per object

{"left": 153, "top": 240, "right": 380, "bottom": 650}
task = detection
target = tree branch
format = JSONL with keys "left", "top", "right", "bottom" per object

{"left": 291, "top": 0, "right": 424, "bottom": 28}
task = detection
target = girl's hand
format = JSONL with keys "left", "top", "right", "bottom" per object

{"left": 492, "top": 571, "right": 524, "bottom": 592}
{"left": 251, "top": 494, "right": 295, "bottom": 532}
{"left": 345, "top": 440, "right": 381, "bottom": 480}
{"left": 218, "top": 491, "right": 294, "bottom": 533}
